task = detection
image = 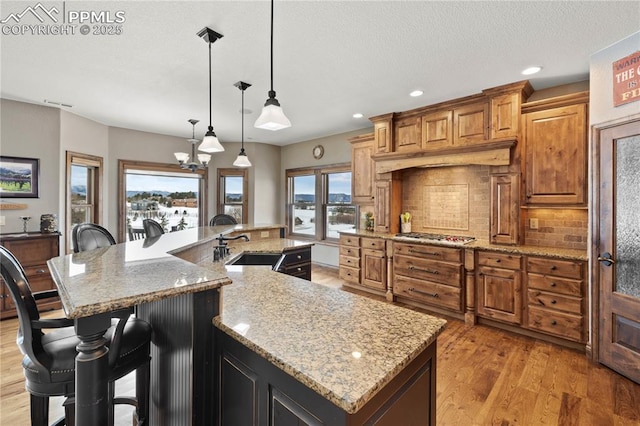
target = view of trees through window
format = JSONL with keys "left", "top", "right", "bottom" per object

{"left": 125, "top": 172, "right": 201, "bottom": 239}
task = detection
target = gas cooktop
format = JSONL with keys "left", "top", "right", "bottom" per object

{"left": 395, "top": 232, "right": 476, "bottom": 245}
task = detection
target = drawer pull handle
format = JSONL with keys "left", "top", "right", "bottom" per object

{"left": 409, "top": 265, "right": 439, "bottom": 275}
{"left": 408, "top": 249, "right": 440, "bottom": 257}
{"left": 297, "top": 255, "right": 302, "bottom": 259}
{"left": 551, "top": 265, "right": 557, "bottom": 270}
{"left": 495, "top": 259, "right": 501, "bottom": 263}
{"left": 597, "top": 252, "right": 615, "bottom": 266}
{"left": 408, "top": 287, "right": 438, "bottom": 298}
{"left": 551, "top": 320, "right": 557, "bottom": 326}
{"left": 550, "top": 282, "right": 557, "bottom": 287}
{"left": 297, "top": 267, "right": 302, "bottom": 272}
{"left": 36, "top": 269, "right": 46, "bottom": 274}
{"left": 551, "top": 299, "right": 557, "bottom": 304}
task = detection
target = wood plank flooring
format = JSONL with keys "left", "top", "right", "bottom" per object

{"left": 1, "top": 264, "right": 639, "bottom": 425}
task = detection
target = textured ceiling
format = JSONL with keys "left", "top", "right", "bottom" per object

{"left": 1, "top": 1, "right": 638, "bottom": 146}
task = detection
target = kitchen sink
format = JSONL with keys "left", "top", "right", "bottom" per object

{"left": 227, "top": 252, "right": 282, "bottom": 267}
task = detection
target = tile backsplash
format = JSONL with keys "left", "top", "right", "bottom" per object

{"left": 401, "top": 166, "right": 588, "bottom": 250}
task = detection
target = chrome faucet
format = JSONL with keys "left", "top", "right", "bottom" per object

{"left": 213, "top": 234, "right": 250, "bottom": 261}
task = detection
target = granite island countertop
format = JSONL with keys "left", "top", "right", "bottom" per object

{"left": 47, "top": 224, "right": 284, "bottom": 318}
{"left": 210, "top": 260, "right": 447, "bottom": 414}
{"left": 340, "top": 229, "right": 587, "bottom": 261}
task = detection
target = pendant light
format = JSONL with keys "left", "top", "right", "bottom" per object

{"left": 197, "top": 27, "right": 225, "bottom": 152}
{"left": 233, "top": 81, "right": 252, "bottom": 168}
{"left": 175, "top": 119, "right": 211, "bottom": 172}
{"left": 254, "top": 0, "right": 291, "bottom": 131}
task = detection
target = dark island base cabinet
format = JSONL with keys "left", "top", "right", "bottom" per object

{"left": 215, "top": 329, "right": 437, "bottom": 426}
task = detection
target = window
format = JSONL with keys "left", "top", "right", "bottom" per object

{"left": 217, "top": 168, "right": 248, "bottom": 223}
{"left": 66, "top": 152, "right": 103, "bottom": 252}
{"left": 119, "top": 160, "right": 208, "bottom": 241}
{"left": 286, "top": 164, "right": 356, "bottom": 241}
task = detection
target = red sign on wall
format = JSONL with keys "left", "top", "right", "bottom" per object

{"left": 613, "top": 51, "right": 640, "bottom": 107}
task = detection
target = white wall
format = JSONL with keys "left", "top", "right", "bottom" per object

{"left": 0, "top": 99, "right": 60, "bottom": 234}
{"left": 590, "top": 31, "right": 640, "bottom": 125}
{"left": 249, "top": 142, "right": 281, "bottom": 224}
{"left": 280, "top": 128, "right": 371, "bottom": 266}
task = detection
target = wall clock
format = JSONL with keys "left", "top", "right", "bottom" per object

{"left": 312, "top": 145, "right": 324, "bottom": 159}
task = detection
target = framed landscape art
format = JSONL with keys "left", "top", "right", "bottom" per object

{"left": 0, "top": 156, "right": 40, "bottom": 198}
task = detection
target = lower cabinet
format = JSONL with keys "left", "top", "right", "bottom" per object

{"left": 392, "top": 242, "right": 464, "bottom": 313}
{"left": 525, "top": 256, "right": 586, "bottom": 343}
{"left": 339, "top": 235, "right": 387, "bottom": 294}
{"left": 216, "top": 328, "right": 436, "bottom": 426}
{"left": 476, "top": 252, "right": 523, "bottom": 325}
{"left": 274, "top": 247, "right": 312, "bottom": 281}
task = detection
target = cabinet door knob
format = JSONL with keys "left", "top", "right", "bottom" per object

{"left": 36, "top": 269, "right": 46, "bottom": 274}
{"left": 495, "top": 259, "right": 501, "bottom": 263}
{"left": 550, "top": 299, "right": 557, "bottom": 304}
{"left": 550, "top": 265, "right": 557, "bottom": 270}
{"left": 550, "top": 282, "right": 557, "bottom": 287}
{"left": 551, "top": 320, "right": 557, "bottom": 326}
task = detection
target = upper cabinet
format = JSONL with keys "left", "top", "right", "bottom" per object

{"left": 349, "top": 133, "right": 376, "bottom": 204}
{"left": 452, "top": 102, "right": 489, "bottom": 146}
{"left": 394, "top": 115, "right": 422, "bottom": 152}
{"left": 371, "top": 113, "right": 394, "bottom": 154}
{"left": 422, "top": 110, "right": 452, "bottom": 150}
{"left": 522, "top": 97, "right": 588, "bottom": 205}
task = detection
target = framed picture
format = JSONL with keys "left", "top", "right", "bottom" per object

{"left": 0, "top": 156, "right": 40, "bottom": 198}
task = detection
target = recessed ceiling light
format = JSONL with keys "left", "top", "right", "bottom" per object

{"left": 521, "top": 66, "right": 542, "bottom": 75}
{"left": 409, "top": 90, "right": 424, "bottom": 97}
{"left": 352, "top": 113, "right": 363, "bottom": 119}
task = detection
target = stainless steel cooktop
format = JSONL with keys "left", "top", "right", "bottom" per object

{"left": 395, "top": 232, "right": 476, "bottom": 245}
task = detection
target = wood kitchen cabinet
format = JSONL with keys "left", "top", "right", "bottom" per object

{"left": 394, "top": 114, "right": 422, "bottom": 152}
{"left": 490, "top": 173, "right": 520, "bottom": 245}
{"left": 421, "top": 110, "right": 452, "bottom": 150}
{"left": 349, "top": 133, "right": 375, "bottom": 204}
{"left": 338, "top": 234, "right": 360, "bottom": 285}
{"left": 522, "top": 102, "right": 587, "bottom": 205}
{"left": 370, "top": 113, "right": 393, "bottom": 154}
{"left": 452, "top": 102, "right": 489, "bottom": 146}
{"left": 373, "top": 173, "right": 402, "bottom": 234}
{"left": 526, "top": 256, "right": 586, "bottom": 343}
{"left": 0, "top": 232, "right": 61, "bottom": 319}
{"left": 360, "top": 237, "right": 386, "bottom": 291}
{"left": 476, "top": 251, "right": 523, "bottom": 325}
{"left": 340, "top": 235, "right": 387, "bottom": 295}
{"left": 393, "top": 242, "right": 464, "bottom": 313}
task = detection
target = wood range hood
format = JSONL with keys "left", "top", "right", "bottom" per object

{"left": 372, "top": 139, "right": 516, "bottom": 174}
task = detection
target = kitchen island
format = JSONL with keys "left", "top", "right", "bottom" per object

{"left": 48, "top": 224, "right": 446, "bottom": 425}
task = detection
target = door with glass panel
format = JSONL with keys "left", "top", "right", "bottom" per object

{"left": 597, "top": 118, "right": 640, "bottom": 384}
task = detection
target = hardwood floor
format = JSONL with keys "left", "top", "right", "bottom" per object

{"left": 1, "top": 264, "right": 639, "bottom": 425}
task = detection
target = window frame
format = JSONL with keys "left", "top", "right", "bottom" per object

{"left": 66, "top": 151, "right": 103, "bottom": 253}
{"left": 118, "top": 159, "right": 208, "bottom": 242}
{"left": 285, "top": 163, "right": 355, "bottom": 243}
{"left": 217, "top": 168, "right": 248, "bottom": 224}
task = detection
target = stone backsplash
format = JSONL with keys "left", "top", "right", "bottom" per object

{"left": 401, "top": 166, "right": 588, "bottom": 250}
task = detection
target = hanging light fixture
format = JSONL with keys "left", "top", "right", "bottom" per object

{"left": 175, "top": 119, "right": 211, "bottom": 172}
{"left": 254, "top": 0, "right": 291, "bottom": 131}
{"left": 233, "top": 81, "right": 252, "bottom": 168}
{"left": 197, "top": 27, "right": 225, "bottom": 152}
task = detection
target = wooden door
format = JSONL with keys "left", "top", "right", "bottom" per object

{"left": 394, "top": 115, "right": 422, "bottom": 152}
{"left": 421, "top": 110, "right": 452, "bottom": 150}
{"left": 477, "top": 265, "right": 522, "bottom": 325}
{"left": 490, "top": 173, "right": 520, "bottom": 245}
{"left": 350, "top": 136, "right": 375, "bottom": 204}
{"left": 597, "top": 118, "right": 640, "bottom": 384}
{"left": 453, "top": 102, "right": 489, "bottom": 146}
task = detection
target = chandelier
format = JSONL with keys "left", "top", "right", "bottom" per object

{"left": 174, "top": 119, "right": 211, "bottom": 172}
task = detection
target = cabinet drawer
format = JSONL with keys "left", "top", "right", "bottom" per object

{"left": 393, "top": 275, "right": 462, "bottom": 312}
{"left": 526, "top": 257, "right": 583, "bottom": 279}
{"left": 23, "top": 264, "right": 52, "bottom": 280}
{"left": 394, "top": 254, "right": 462, "bottom": 287}
{"left": 339, "top": 255, "right": 360, "bottom": 269}
{"left": 280, "top": 249, "right": 311, "bottom": 266}
{"left": 340, "top": 235, "right": 360, "bottom": 247}
{"left": 339, "top": 266, "right": 360, "bottom": 284}
{"left": 527, "top": 306, "right": 583, "bottom": 342}
{"left": 527, "top": 273, "right": 582, "bottom": 297}
{"left": 527, "top": 290, "right": 582, "bottom": 315}
{"left": 477, "top": 252, "right": 521, "bottom": 270}
{"left": 360, "top": 237, "right": 385, "bottom": 251}
{"left": 339, "top": 246, "right": 360, "bottom": 258}
{"left": 283, "top": 263, "right": 311, "bottom": 279}
{"left": 393, "top": 243, "right": 462, "bottom": 263}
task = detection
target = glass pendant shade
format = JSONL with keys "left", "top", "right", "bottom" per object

{"left": 197, "top": 153, "right": 212, "bottom": 164}
{"left": 174, "top": 152, "right": 190, "bottom": 163}
{"left": 255, "top": 101, "right": 291, "bottom": 131}
{"left": 199, "top": 128, "right": 225, "bottom": 152}
{"left": 233, "top": 149, "right": 252, "bottom": 167}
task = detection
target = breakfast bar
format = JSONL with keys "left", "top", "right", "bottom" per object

{"left": 47, "top": 224, "right": 447, "bottom": 425}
